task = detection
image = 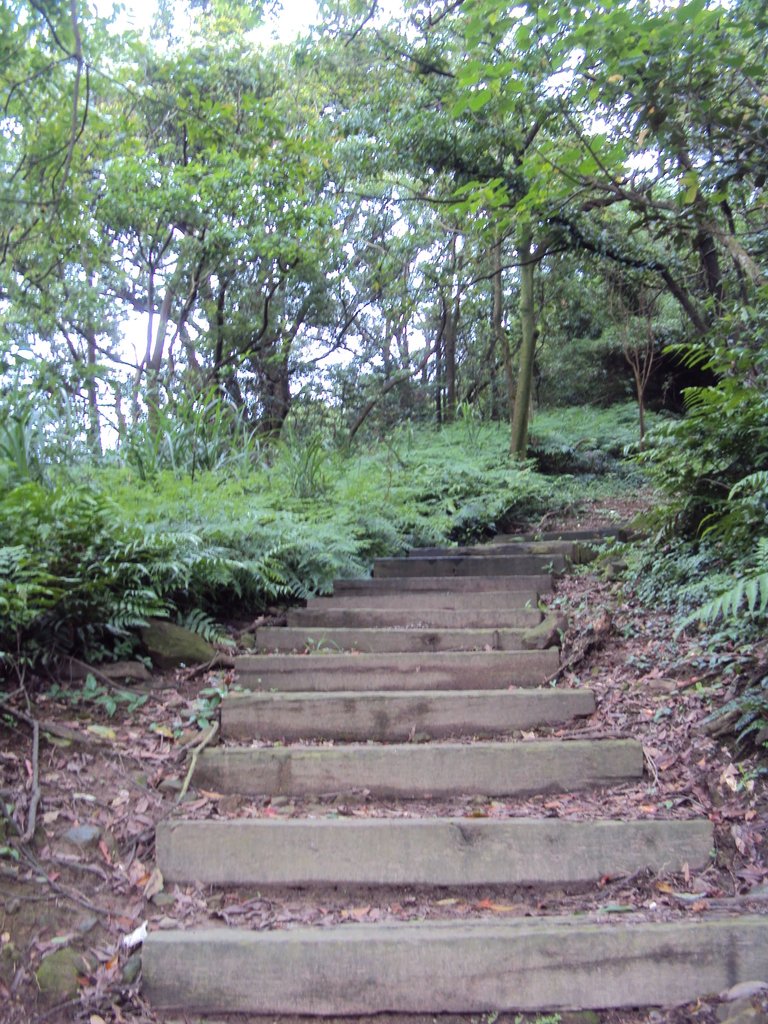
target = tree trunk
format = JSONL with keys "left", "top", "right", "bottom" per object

{"left": 510, "top": 222, "right": 537, "bottom": 459}
{"left": 492, "top": 237, "right": 515, "bottom": 431}
{"left": 85, "top": 327, "right": 102, "bottom": 457}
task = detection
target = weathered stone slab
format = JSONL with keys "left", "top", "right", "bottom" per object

{"left": 374, "top": 554, "right": 567, "bottom": 577}
{"left": 307, "top": 590, "right": 538, "bottom": 610}
{"left": 193, "top": 739, "right": 643, "bottom": 799}
{"left": 234, "top": 649, "right": 560, "bottom": 691}
{"left": 410, "top": 541, "right": 577, "bottom": 558}
{"left": 333, "top": 574, "right": 552, "bottom": 594}
{"left": 495, "top": 527, "right": 626, "bottom": 543}
{"left": 156, "top": 817, "right": 713, "bottom": 887}
{"left": 255, "top": 626, "right": 535, "bottom": 654}
{"left": 143, "top": 916, "right": 768, "bottom": 1015}
{"left": 287, "top": 607, "right": 543, "bottom": 630}
{"left": 219, "top": 688, "right": 595, "bottom": 742}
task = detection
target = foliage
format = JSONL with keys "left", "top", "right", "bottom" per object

{"left": 0, "top": 411, "right": 634, "bottom": 674}
{"left": 681, "top": 540, "right": 768, "bottom": 630}
{"left": 0, "top": 481, "right": 247, "bottom": 672}
{"left": 528, "top": 403, "right": 661, "bottom": 475}
{"left": 46, "top": 673, "right": 148, "bottom": 718}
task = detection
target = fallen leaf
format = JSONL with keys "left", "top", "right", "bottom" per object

{"left": 149, "top": 723, "right": 175, "bottom": 739}
{"left": 87, "top": 725, "right": 116, "bottom": 741}
{"left": 475, "top": 899, "right": 519, "bottom": 913}
{"left": 143, "top": 867, "right": 164, "bottom": 900}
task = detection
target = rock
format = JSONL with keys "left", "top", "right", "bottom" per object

{"left": 1, "top": 936, "right": 21, "bottom": 987}
{"left": 721, "top": 981, "right": 768, "bottom": 1002}
{"left": 521, "top": 613, "right": 568, "bottom": 650}
{"left": 139, "top": 619, "right": 217, "bottom": 670}
{"left": 717, "top": 999, "right": 768, "bottom": 1024}
{"left": 63, "top": 824, "right": 102, "bottom": 850}
{"left": 645, "top": 677, "right": 679, "bottom": 693}
{"left": 97, "top": 660, "right": 153, "bottom": 682}
{"left": 151, "top": 892, "right": 176, "bottom": 908}
{"left": 35, "top": 947, "right": 91, "bottom": 1006}
{"left": 603, "top": 558, "right": 628, "bottom": 581}
{"left": 217, "top": 794, "right": 246, "bottom": 816}
{"left": 122, "top": 952, "right": 142, "bottom": 984}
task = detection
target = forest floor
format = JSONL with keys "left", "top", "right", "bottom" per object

{"left": 1, "top": 495, "right": 767, "bottom": 1024}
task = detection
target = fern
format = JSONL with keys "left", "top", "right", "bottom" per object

{"left": 178, "top": 609, "right": 234, "bottom": 646}
{"left": 681, "top": 540, "right": 768, "bottom": 628}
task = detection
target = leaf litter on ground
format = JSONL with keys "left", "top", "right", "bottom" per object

{"left": 0, "top": 499, "right": 766, "bottom": 1023}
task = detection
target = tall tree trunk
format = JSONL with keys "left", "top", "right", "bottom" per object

{"left": 85, "top": 327, "right": 101, "bottom": 457}
{"left": 443, "top": 302, "right": 457, "bottom": 423}
{"left": 146, "top": 284, "right": 174, "bottom": 436}
{"left": 492, "top": 237, "right": 515, "bottom": 431}
{"left": 510, "top": 222, "right": 536, "bottom": 459}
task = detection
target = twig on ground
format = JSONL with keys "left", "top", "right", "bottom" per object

{"left": 644, "top": 746, "right": 660, "bottom": 788}
{"left": 176, "top": 721, "right": 219, "bottom": 804}
{"left": 18, "top": 847, "right": 111, "bottom": 918}
{"left": 63, "top": 656, "right": 161, "bottom": 699}
{"left": 178, "top": 655, "right": 236, "bottom": 682}
{"left": 19, "top": 718, "right": 40, "bottom": 845}
{"left": 540, "top": 608, "right": 614, "bottom": 686}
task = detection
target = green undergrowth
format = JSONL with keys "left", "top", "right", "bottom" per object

{"left": 528, "top": 402, "right": 662, "bottom": 475}
{"left": 0, "top": 411, "right": 638, "bottom": 676}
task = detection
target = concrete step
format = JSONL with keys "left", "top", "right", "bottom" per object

{"left": 234, "top": 649, "right": 560, "bottom": 690}
{"left": 374, "top": 553, "right": 567, "bottom": 577}
{"left": 143, "top": 916, "right": 768, "bottom": 1015}
{"left": 307, "top": 590, "right": 539, "bottom": 610}
{"left": 497, "top": 527, "right": 627, "bottom": 543}
{"left": 333, "top": 573, "right": 552, "bottom": 594}
{"left": 411, "top": 541, "right": 597, "bottom": 565}
{"left": 194, "top": 739, "right": 643, "bottom": 799}
{"left": 287, "top": 607, "right": 543, "bottom": 630}
{"left": 219, "top": 688, "right": 596, "bottom": 742}
{"left": 254, "top": 624, "right": 553, "bottom": 654}
{"left": 410, "top": 540, "right": 577, "bottom": 557}
{"left": 157, "top": 816, "right": 713, "bottom": 887}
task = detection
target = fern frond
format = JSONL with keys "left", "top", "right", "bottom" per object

{"left": 682, "top": 571, "right": 768, "bottom": 628}
{"left": 730, "top": 472, "right": 768, "bottom": 501}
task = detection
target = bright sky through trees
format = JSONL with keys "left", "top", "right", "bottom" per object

{"left": 101, "top": 0, "right": 322, "bottom": 41}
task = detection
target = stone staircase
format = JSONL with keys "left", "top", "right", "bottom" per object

{"left": 142, "top": 531, "right": 768, "bottom": 1018}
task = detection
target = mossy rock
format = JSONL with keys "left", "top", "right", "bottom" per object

{"left": 35, "top": 947, "right": 92, "bottom": 1006}
{"left": 521, "top": 613, "right": 568, "bottom": 650}
{"left": 140, "top": 619, "right": 216, "bottom": 670}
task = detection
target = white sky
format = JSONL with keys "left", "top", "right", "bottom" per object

{"left": 103, "top": 0, "right": 321, "bottom": 42}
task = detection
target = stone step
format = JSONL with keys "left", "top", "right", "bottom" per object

{"left": 497, "top": 527, "right": 627, "bottom": 543}
{"left": 219, "top": 688, "right": 595, "bottom": 742}
{"left": 411, "top": 541, "right": 596, "bottom": 565}
{"left": 333, "top": 573, "right": 552, "bottom": 594}
{"left": 157, "top": 816, "right": 713, "bottom": 887}
{"left": 143, "top": 916, "right": 768, "bottom": 1015}
{"left": 194, "top": 739, "right": 643, "bottom": 799}
{"left": 410, "top": 540, "right": 577, "bottom": 557}
{"left": 287, "top": 607, "right": 543, "bottom": 630}
{"left": 374, "top": 553, "right": 567, "bottom": 577}
{"left": 254, "top": 624, "right": 553, "bottom": 654}
{"left": 307, "top": 590, "right": 538, "bottom": 610}
{"left": 235, "top": 649, "right": 560, "bottom": 690}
